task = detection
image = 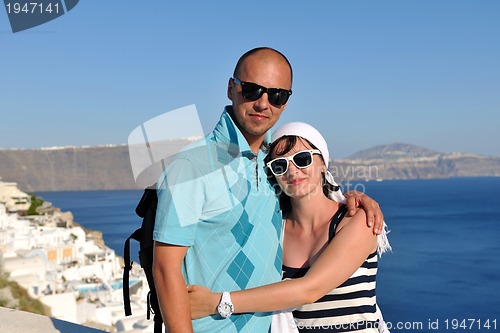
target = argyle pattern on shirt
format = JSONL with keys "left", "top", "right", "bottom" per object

{"left": 154, "top": 108, "right": 283, "bottom": 332}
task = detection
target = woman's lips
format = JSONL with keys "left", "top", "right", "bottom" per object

{"left": 288, "top": 178, "right": 304, "bottom": 186}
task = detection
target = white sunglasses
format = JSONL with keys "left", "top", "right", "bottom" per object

{"left": 266, "top": 149, "right": 321, "bottom": 176}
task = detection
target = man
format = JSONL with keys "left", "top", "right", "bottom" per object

{"left": 153, "top": 47, "right": 383, "bottom": 333}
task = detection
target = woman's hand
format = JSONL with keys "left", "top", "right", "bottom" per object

{"left": 344, "top": 190, "right": 384, "bottom": 235}
{"left": 187, "top": 284, "right": 221, "bottom": 319}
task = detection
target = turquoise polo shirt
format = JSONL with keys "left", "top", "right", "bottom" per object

{"left": 154, "top": 107, "right": 283, "bottom": 333}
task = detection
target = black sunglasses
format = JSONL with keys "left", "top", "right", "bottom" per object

{"left": 233, "top": 77, "right": 292, "bottom": 106}
{"left": 266, "top": 149, "right": 321, "bottom": 176}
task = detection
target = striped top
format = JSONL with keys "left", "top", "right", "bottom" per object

{"left": 282, "top": 205, "right": 379, "bottom": 333}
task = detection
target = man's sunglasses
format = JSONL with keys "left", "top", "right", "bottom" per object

{"left": 266, "top": 150, "right": 321, "bottom": 176}
{"left": 233, "top": 77, "right": 292, "bottom": 106}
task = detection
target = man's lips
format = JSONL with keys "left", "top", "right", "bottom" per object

{"left": 249, "top": 114, "right": 269, "bottom": 121}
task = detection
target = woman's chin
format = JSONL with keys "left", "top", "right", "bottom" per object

{"left": 283, "top": 183, "right": 322, "bottom": 200}
{"left": 284, "top": 189, "right": 312, "bottom": 200}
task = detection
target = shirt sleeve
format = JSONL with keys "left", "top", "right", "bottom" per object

{"left": 153, "top": 158, "right": 205, "bottom": 246}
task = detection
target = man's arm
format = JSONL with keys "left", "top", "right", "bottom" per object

{"left": 153, "top": 241, "right": 193, "bottom": 333}
{"left": 344, "top": 190, "right": 384, "bottom": 234}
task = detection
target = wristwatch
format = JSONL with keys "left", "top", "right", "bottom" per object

{"left": 217, "top": 292, "right": 234, "bottom": 318}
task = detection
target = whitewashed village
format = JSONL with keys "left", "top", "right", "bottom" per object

{"left": 0, "top": 178, "right": 155, "bottom": 332}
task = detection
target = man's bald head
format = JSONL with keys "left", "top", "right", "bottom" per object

{"left": 233, "top": 47, "right": 293, "bottom": 87}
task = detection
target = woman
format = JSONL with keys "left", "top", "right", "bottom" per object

{"left": 188, "top": 122, "right": 391, "bottom": 332}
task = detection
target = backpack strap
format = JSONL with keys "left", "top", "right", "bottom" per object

{"left": 154, "top": 320, "right": 163, "bottom": 333}
{"left": 123, "top": 228, "right": 142, "bottom": 316}
{"left": 122, "top": 187, "right": 163, "bottom": 331}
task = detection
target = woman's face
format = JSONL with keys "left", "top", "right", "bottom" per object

{"left": 270, "top": 137, "right": 326, "bottom": 200}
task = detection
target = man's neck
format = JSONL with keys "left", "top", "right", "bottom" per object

{"left": 227, "top": 107, "right": 266, "bottom": 155}
{"left": 244, "top": 134, "right": 265, "bottom": 155}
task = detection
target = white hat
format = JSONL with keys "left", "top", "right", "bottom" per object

{"left": 271, "top": 121, "right": 392, "bottom": 256}
{"left": 272, "top": 122, "right": 330, "bottom": 167}
{"left": 271, "top": 122, "right": 345, "bottom": 203}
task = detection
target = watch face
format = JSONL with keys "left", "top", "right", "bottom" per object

{"left": 218, "top": 302, "right": 234, "bottom": 318}
{"left": 218, "top": 292, "right": 234, "bottom": 318}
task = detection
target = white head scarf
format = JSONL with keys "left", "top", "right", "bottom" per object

{"left": 271, "top": 122, "right": 346, "bottom": 203}
{"left": 271, "top": 122, "right": 391, "bottom": 256}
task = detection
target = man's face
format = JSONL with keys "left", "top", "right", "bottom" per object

{"left": 228, "top": 52, "right": 292, "bottom": 148}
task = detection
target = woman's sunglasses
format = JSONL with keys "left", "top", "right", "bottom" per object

{"left": 233, "top": 77, "right": 292, "bottom": 106}
{"left": 267, "top": 150, "right": 321, "bottom": 176}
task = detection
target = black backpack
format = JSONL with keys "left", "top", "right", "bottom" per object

{"left": 123, "top": 187, "right": 163, "bottom": 333}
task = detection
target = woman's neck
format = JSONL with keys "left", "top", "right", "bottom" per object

{"left": 288, "top": 192, "right": 339, "bottom": 230}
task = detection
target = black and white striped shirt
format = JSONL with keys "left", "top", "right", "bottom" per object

{"left": 282, "top": 205, "right": 379, "bottom": 333}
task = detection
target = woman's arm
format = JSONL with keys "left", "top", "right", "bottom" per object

{"left": 188, "top": 209, "right": 378, "bottom": 318}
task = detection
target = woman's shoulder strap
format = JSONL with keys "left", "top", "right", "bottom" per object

{"left": 328, "top": 204, "right": 348, "bottom": 242}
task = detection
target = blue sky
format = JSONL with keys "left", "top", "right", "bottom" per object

{"left": 1, "top": 1, "right": 499, "bottom": 158}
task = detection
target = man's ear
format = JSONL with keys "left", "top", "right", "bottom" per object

{"left": 227, "top": 78, "right": 234, "bottom": 100}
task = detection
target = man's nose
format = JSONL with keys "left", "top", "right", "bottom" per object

{"left": 253, "top": 92, "right": 270, "bottom": 111}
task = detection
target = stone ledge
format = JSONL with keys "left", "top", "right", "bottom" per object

{"left": 0, "top": 306, "right": 108, "bottom": 333}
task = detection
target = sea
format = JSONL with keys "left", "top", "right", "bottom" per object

{"left": 35, "top": 177, "right": 500, "bottom": 333}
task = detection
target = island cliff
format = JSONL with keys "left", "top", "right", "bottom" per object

{"left": 1, "top": 143, "right": 499, "bottom": 192}
{"left": 333, "top": 143, "right": 500, "bottom": 181}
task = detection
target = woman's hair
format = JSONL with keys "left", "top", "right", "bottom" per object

{"left": 265, "top": 135, "right": 334, "bottom": 214}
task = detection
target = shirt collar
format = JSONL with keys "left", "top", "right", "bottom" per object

{"left": 213, "top": 106, "right": 271, "bottom": 157}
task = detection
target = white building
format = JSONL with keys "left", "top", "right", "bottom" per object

{"left": 0, "top": 187, "right": 152, "bottom": 332}
{"left": 0, "top": 179, "right": 31, "bottom": 212}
